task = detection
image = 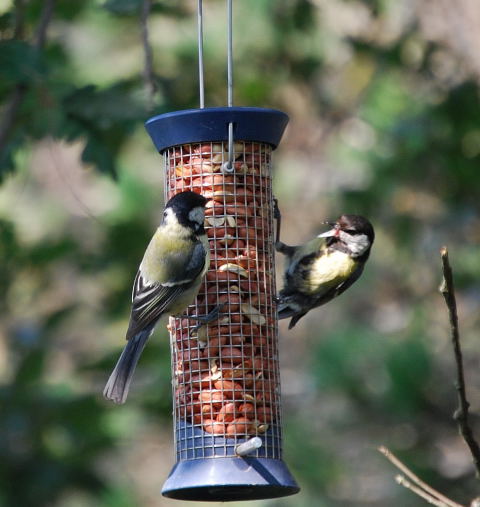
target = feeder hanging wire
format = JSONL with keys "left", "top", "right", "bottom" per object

{"left": 224, "top": 0, "right": 235, "bottom": 172}
{"left": 227, "top": 0, "right": 233, "bottom": 108}
{"left": 197, "top": 0, "right": 205, "bottom": 109}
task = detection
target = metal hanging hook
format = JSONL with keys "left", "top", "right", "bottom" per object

{"left": 223, "top": 0, "right": 234, "bottom": 173}
{"left": 197, "top": 0, "right": 205, "bottom": 109}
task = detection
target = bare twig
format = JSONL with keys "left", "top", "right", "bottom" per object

{"left": 395, "top": 475, "right": 461, "bottom": 507}
{"left": 32, "top": 0, "right": 55, "bottom": 50}
{"left": 13, "top": 0, "right": 27, "bottom": 39}
{"left": 378, "top": 446, "right": 465, "bottom": 507}
{"left": 0, "top": 0, "right": 56, "bottom": 156}
{"left": 140, "top": 0, "right": 156, "bottom": 111}
{"left": 440, "top": 246, "right": 480, "bottom": 477}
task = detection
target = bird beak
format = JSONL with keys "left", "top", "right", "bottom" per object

{"left": 318, "top": 227, "right": 337, "bottom": 238}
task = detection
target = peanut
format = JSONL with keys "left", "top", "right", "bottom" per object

{"left": 217, "top": 402, "right": 236, "bottom": 423}
{"left": 167, "top": 141, "right": 278, "bottom": 438}
{"left": 226, "top": 417, "right": 253, "bottom": 436}
{"left": 204, "top": 419, "right": 226, "bottom": 435}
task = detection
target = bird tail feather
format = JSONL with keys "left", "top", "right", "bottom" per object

{"left": 277, "top": 301, "right": 299, "bottom": 321}
{"left": 278, "top": 304, "right": 306, "bottom": 329}
{"left": 103, "top": 329, "right": 152, "bottom": 404}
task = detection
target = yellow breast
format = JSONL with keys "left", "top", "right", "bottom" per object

{"left": 307, "top": 249, "right": 356, "bottom": 294}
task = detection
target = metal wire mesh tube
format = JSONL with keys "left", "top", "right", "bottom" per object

{"left": 164, "top": 141, "right": 282, "bottom": 460}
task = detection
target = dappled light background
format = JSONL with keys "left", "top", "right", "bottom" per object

{"left": 1, "top": 0, "right": 480, "bottom": 506}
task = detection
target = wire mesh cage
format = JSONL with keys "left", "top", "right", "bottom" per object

{"left": 146, "top": 107, "right": 298, "bottom": 501}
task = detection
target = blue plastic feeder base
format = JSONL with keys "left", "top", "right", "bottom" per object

{"left": 162, "top": 457, "right": 299, "bottom": 501}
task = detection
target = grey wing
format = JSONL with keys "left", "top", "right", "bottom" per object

{"left": 275, "top": 241, "right": 298, "bottom": 258}
{"left": 126, "top": 241, "right": 207, "bottom": 340}
{"left": 285, "top": 237, "right": 324, "bottom": 278}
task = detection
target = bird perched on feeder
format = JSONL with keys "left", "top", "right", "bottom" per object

{"left": 274, "top": 203, "right": 374, "bottom": 329}
{"left": 103, "top": 191, "right": 214, "bottom": 404}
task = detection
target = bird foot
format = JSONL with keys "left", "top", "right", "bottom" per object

{"left": 184, "top": 302, "right": 227, "bottom": 332}
{"left": 273, "top": 198, "right": 281, "bottom": 220}
{"left": 273, "top": 197, "right": 282, "bottom": 245}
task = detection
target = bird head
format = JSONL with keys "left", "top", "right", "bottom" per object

{"left": 163, "top": 191, "right": 208, "bottom": 233}
{"left": 318, "top": 214, "right": 375, "bottom": 258}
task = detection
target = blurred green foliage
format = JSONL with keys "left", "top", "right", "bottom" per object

{"left": 1, "top": 0, "right": 480, "bottom": 506}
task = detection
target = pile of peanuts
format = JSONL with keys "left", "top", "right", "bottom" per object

{"left": 166, "top": 141, "right": 280, "bottom": 438}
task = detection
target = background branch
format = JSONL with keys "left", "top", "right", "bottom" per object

{"left": 378, "top": 446, "right": 465, "bottom": 507}
{"left": 13, "top": 0, "right": 27, "bottom": 39}
{"left": 395, "top": 475, "right": 459, "bottom": 507}
{"left": 140, "top": 0, "right": 156, "bottom": 111}
{"left": 440, "top": 246, "right": 480, "bottom": 477}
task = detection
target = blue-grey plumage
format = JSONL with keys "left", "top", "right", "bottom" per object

{"left": 276, "top": 214, "right": 374, "bottom": 329}
{"left": 103, "top": 191, "right": 209, "bottom": 404}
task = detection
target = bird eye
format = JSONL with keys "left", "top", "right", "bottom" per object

{"left": 344, "top": 229, "right": 358, "bottom": 235}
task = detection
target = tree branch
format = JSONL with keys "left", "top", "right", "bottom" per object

{"left": 395, "top": 475, "right": 458, "bottom": 507}
{"left": 13, "top": 0, "right": 27, "bottom": 39}
{"left": 33, "top": 0, "right": 55, "bottom": 50}
{"left": 440, "top": 246, "right": 480, "bottom": 477}
{"left": 140, "top": 0, "right": 156, "bottom": 111}
{"left": 378, "top": 446, "right": 465, "bottom": 507}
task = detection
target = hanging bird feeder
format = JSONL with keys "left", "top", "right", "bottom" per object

{"left": 145, "top": 1, "right": 298, "bottom": 501}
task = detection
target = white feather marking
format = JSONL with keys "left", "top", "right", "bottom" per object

{"left": 162, "top": 279, "right": 194, "bottom": 287}
{"left": 339, "top": 232, "right": 370, "bottom": 257}
{"left": 188, "top": 206, "right": 205, "bottom": 226}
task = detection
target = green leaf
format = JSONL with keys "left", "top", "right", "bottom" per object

{"left": 62, "top": 84, "right": 144, "bottom": 176}
{"left": 14, "top": 347, "right": 46, "bottom": 385}
{"left": 0, "top": 11, "right": 14, "bottom": 32}
{"left": 82, "top": 136, "right": 118, "bottom": 177}
{"left": 0, "top": 136, "right": 23, "bottom": 182}
{"left": 63, "top": 84, "right": 143, "bottom": 124}
{"left": 102, "top": 0, "right": 189, "bottom": 17}
{"left": 102, "top": 0, "right": 143, "bottom": 15}
{"left": 385, "top": 338, "right": 431, "bottom": 415}
{"left": 25, "top": 0, "right": 90, "bottom": 22}
{"left": 0, "top": 41, "right": 44, "bottom": 95}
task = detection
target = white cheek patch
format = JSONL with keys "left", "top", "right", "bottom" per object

{"left": 188, "top": 206, "right": 205, "bottom": 226}
{"left": 163, "top": 207, "right": 174, "bottom": 222}
{"left": 340, "top": 232, "right": 370, "bottom": 257}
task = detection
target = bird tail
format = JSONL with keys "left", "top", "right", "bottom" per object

{"left": 103, "top": 329, "right": 152, "bottom": 404}
{"left": 277, "top": 306, "right": 296, "bottom": 320}
{"left": 277, "top": 302, "right": 306, "bottom": 330}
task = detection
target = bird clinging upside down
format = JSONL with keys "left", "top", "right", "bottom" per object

{"left": 275, "top": 206, "right": 374, "bottom": 329}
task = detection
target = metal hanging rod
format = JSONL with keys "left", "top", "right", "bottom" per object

{"left": 196, "top": 0, "right": 235, "bottom": 171}
{"left": 227, "top": 0, "right": 233, "bottom": 108}
{"left": 197, "top": 0, "right": 205, "bottom": 109}
{"left": 224, "top": 0, "right": 234, "bottom": 172}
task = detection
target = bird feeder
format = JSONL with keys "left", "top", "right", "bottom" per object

{"left": 144, "top": 2, "right": 299, "bottom": 502}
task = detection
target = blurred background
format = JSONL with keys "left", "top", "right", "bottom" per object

{"left": 1, "top": 0, "right": 480, "bottom": 505}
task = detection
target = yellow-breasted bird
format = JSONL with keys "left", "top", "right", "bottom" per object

{"left": 103, "top": 191, "right": 210, "bottom": 404}
{"left": 275, "top": 213, "right": 374, "bottom": 329}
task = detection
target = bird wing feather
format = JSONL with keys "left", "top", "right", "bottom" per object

{"left": 126, "top": 241, "right": 207, "bottom": 340}
{"left": 285, "top": 237, "right": 323, "bottom": 277}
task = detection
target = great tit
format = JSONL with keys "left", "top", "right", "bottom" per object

{"left": 103, "top": 191, "right": 210, "bottom": 404}
{"left": 275, "top": 213, "right": 374, "bottom": 329}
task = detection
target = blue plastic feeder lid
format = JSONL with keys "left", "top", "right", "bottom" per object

{"left": 145, "top": 107, "right": 289, "bottom": 153}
